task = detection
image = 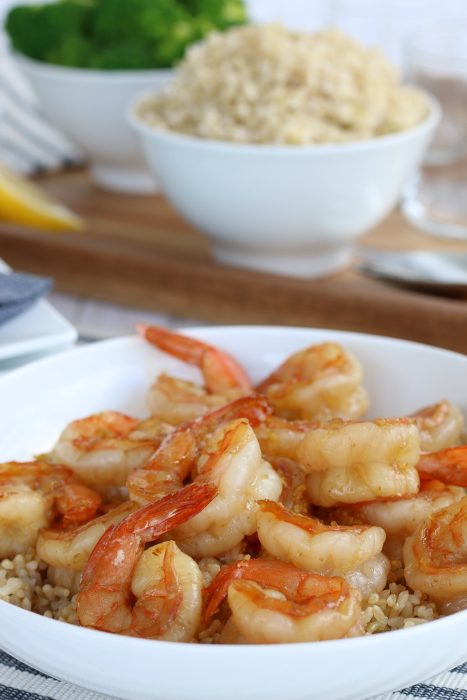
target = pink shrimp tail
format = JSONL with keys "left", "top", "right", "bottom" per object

{"left": 194, "top": 395, "right": 272, "bottom": 432}
{"left": 418, "top": 446, "right": 467, "bottom": 488}
{"left": 77, "top": 481, "right": 217, "bottom": 631}
{"left": 202, "top": 559, "right": 337, "bottom": 624}
{"left": 137, "top": 324, "right": 252, "bottom": 393}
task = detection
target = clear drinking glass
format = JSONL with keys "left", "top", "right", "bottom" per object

{"left": 401, "top": 22, "right": 467, "bottom": 238}
{"left": 331, "top": 0, "right": 467, "bottom": 66}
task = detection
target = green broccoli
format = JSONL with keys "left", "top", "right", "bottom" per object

{"left": 5, "top": 0, "right": 248, "bottom": 70}
{"left": 183, "top": 0, "right": 247, "bottom": 29}
{"left": 88, "top": 42, "right": 157, "bottom": 69}
{"left": 6, "top": 1, "right": 92, "bottom": 62}
{"left": 137, "top": 0, "right": 195, "bottom": 66}
{"left": 90, "top": 0, "right": 150, "bottom": 44}
{"left": 44, "top": 35, "right": 92, "bottom": 67}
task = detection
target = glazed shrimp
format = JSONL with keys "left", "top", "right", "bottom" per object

{"left": 77, "top": 481, "right": 216, "bottom": 637}
{"left": 127, "top": 415, "right": 175, "bottom": 441}
{"left": 256, "top": 342, "right": 369, "bottom": 421}
{"left": 271, "top": 459, "right": 309, "bottom": 514}
{"left": 139, "top": 325, "right": 252, "bottom": 423}
{"left": 146, "top": 374, "right": 229, "bottom": 425}
{"left": 257, "top": 501, "right": 386, "bottom": 575}
{"left": 48, "top": 411, "right": 172, "bottom": 499}
{"left": 0, "top": 461, "right": 101, "bottom": 558}
{"left": 403, "top": 497, "right": 467, "bottom": 613}
{"left": 127, "top": 395, "right": 272, "bottom": 506}
{"left": 203, "top": 559, "right": 362, "bottom": 644}
{"left": 411, "top": 400, "right": 464, "bottom": 453}
{"left": 37, "top": 500, "right": 137, "bottom": 572}
{"left": 417, "top": 446, "right": 467, "bottom": 487}
{"left": 167, "top": 419, "right": 282, "bottom": 558}
{"left": 299, "top": 419, "right": 421, "bottom": 507}
{"left": 335, "top": 479, "right": 465, "bottom": 560}
{"left": 255, "top": 416, "right": 319, "bottom": 462}
{"left": 257, "top": 501, "right": 388, "bottom": 598}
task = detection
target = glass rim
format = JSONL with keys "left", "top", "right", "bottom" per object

{"left": 333, "top": 0, "right": 443, "bottom": 19}
{"left": 404, "top": 19, "right": 467, "bottom": 63}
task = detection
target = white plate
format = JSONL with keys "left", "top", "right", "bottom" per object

{"left": 0, "top": 326, "right": 466, "bottom": 700}
{"left": 0, "top": 260, "right": 77, "bottom": 362}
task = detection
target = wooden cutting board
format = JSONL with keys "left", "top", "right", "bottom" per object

{"left": 1, "top": 169, "right": 467, "bottom": 353}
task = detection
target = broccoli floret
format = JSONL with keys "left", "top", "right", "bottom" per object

{"left": 6, "top": 1, "right": 92, "bottom": 62}
{"left": 183, "top": 0, "right": 247, "bottom": 28}
{"left": 88, "top": 0, "right": 197, "bottom": 67}
{"left": 89, "top": 42, "right": 157, "bottom": 69}
{"left": 90, "top": 0, "right": 148, "bottom": 44}
{"left": 44, "top": 35, "right": 92, "bottom": 67}
{"left": 4, "top": 0, "right": 248, "bottom": 69}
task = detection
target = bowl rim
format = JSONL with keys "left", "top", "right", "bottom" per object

{"left": 12, "top": 50, "right": 173, "bottom": 82}
{"left": 128, "top": 88, "right": 441, "bottom": 155}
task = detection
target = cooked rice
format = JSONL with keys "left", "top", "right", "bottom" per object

{"left": 139, "top": 25, "right": 428, "bottom": 145}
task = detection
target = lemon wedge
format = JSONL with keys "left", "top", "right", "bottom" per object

{"left": 0, "top": 165, "right": 83, "bottom": 232}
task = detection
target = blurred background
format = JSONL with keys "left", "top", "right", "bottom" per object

{"left": 1, "top": 0, "right": 467, "bottom": 349}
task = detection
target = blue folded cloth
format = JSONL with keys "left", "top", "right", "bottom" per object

{"left": 0, "top": 271, "right": 53, "bottom": 325}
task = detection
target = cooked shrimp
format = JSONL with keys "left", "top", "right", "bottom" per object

{"left": 167, "top": 419, "right": 282, "bottom": 558}
{"left": 417, "top": 446, "right": 467, "bottom": 487}
{"left": 127, "top": 395, "right": 272, "bottom": 506}
{"left": 257, "top": 501, "right": 386, "bottom": 575}
{"left": 147, "top": 374, "right": 228, "bottom": 425}
{"left": 0, "top": 461, "right": 101, "bottom": 558}
{"left": 300, "top": 419, "right": 420, "bottom": 506}
{"left": 127, "top": 415, "right": 175, "bottom": 441}
{"left": 271, "top": 459, "right": 309, "bottom": 514}
{"left": 217, "top": 616, "right": 250, "bottom": 644}
{"left": 203, "top": 559, "right": 361, "bottom": 643}
{"left": 77, "top": 481, "right": 216, "bottom": 637}
{"left": 48, "top": 411, "right": 172, "bottom": 499}
{"left": 139, "top": 325, "right": 252, "bottom": 423}
{"left": 37, "top": 501, "right": 137, "bottom": 572}
{"left": 255, "top": 416, "right": 318, "bottom": 462}
{"left": 336, "top": 479, "right": 465, "bottom": 560}
{"left": 411, "top": 400, "right": 464, "bottom": 452}
{"left": 403, "top": 497, "right": 467, "bottom": 613}
{"left": 256, "top": 342, "right": 369, "bottom": 421}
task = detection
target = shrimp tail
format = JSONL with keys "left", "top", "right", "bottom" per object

{"left": 418, "top": 446, "right": 467, "bottom": 487}
{"left": 55, "top": 482, "right": 102, "bottom": 526}
{"left": 78, "top": 481, "right": 216, "bottom": 632}
{"left": 137, "top": 325, "right": 252, "bottom": 393}
{"left": 195, "top": 395, "right": 272, "bottom": 432}
{"left": 203, "top": 559, "right": 327, "bottom": 624}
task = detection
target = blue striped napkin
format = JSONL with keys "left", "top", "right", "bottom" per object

{"left": 0, "top": 649, "right": 465, "bottom": 700}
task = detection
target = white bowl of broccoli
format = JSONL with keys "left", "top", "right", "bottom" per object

{"left": 6, "top": 0, "right": 247, "bottom": 193}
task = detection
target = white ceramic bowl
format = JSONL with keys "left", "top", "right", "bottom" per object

{"left": 0, "top": 326, "right": 466, "bottom": 700}
{"left": 130, "top": 94, "right": 440, "bottom": 276}
{"left": 14, "top": 53, "right": 172, "bottom": 193}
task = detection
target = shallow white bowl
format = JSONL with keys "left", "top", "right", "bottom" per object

{"left": 130, "top": 94, "right": 440, "bottom": 276}
{"left": 0, "top": 326, "right": 466, "bottom": 700}
{"left": 15, "top": 54, "right": 171, "bottom": 193}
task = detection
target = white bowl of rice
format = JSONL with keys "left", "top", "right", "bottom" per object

{"left": 130, "top": 25, "right": 440, "bottom": 278}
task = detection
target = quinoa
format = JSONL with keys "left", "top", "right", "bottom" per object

{"left": 361, "top": 582, "right": 439, "bottom": 634}
{"left": 360, "top": 560, "right": 439, "bottom": 634}
{"left": 0, "top": 550, "right": 78, "bottom": 624}
{"left": 1, "top": 549, "right": 441, "bottom": 640}
{"left": 139, "top": 24, "right": 428, "bottom": 145}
